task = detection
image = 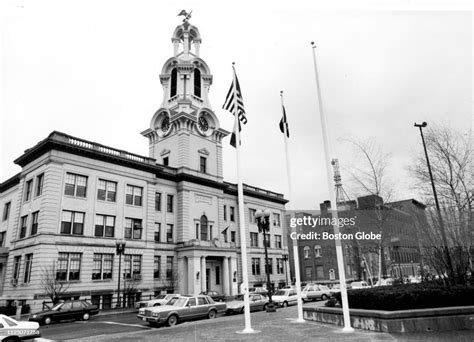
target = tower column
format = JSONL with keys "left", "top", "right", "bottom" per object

{"left": 201, "top": 255, "right": 207, "bottom": 292}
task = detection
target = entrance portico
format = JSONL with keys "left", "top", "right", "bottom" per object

{"left": 177, "top": 243, "right": 237, "bottom": 296}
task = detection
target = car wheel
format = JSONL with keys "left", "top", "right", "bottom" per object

{"left": 208, "top": 310, "right": 217, "bottom": 319}
{"left": 82, "top": 312, "right": 90, "bottom": 321}
{"left": 167, "top": 314, "right": 178, "bottom": 327}
{"left": 263, "top": 304, "right": 268, "bottom": 311}
{"left": 282, "top": 301, "right": 288, "bottom": 308}
{"left": 321, "top": 294, "right": 328, "bottom": 300}
{"left": 44, "top": 316, "right": 52, "bottom": 325}
{"left": 2, "top": 337, "right": 21, "bottom": 342}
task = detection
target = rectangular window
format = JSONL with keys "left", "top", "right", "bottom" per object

{"left": 124, "top": 255, "right": 141, "bottom": 279}
{"left": 2, "top": 202, "right": 11, "bottom": 221}
{"left": 223, "top": 228, "right": 228, "bottom": 243}
{"left": 231, "top": 231, "right": 236, "bottom": 243}
{"left": 56, "top": 252, "right": 82, "bottom": 281}
{"left": 275, "top": 235, "right": 282, "bottom": 249}
{"left": 230, "top": 207, "right": 235, "bottom": 222}
{"left": 200, "top": 156, "right": 207, "bottom": 173}
{"left": 30, "top": 211, "right": 39, "bottom": 235}
{"left": 163, "top": 157, "right": 169, "bottom": 166}
{"left": 155, "top": 192, "right": 162, "bottom": 211}
{"left": 24, "top": 179, "right": 33, "bottom": 202}
{"left": 125, "top": 218, "right": 142, "bottom": 240}
{"left": 166, "top": 224, "right": 173, "bottom": 243}
{"left": 125, "top": 185, "right": 142, "bottom": 206}
{"left": 0, "top": 232, "right": 5, "bottom": 247}
{"left": 250, "top": 232, "right": 258, "bottom": 247}
{"left": 223, "top": 205, "right": 227, "bottom": 221}
{"left": 263, "top": 234, "right": 270, "bottom": 248}
{"left": 215, "top": 266, "right": 220, "bottom": 285}
{"left": 273, "top": 213, "right": 281, "bottom": 226}
{"left": 13, "top": 256, "right": 21, "bottom": 282}
{"left": 64, "top": 173, "right": 87, "bottom": 197}
{"left": 316, "top": 266, "right": 324, "bottom": 280}
{"left": 23, "top": 254, "right": 33, "bottom": 283}
{"left": 19, "top": 215, "right": 28, "bottom": 239}
{"left": 305, "top": 267, "right": 312, "bottom": 281}
{"left": 35, "top": 173, "right": 44, "bottom": 197}
{"left": 167, "top": 194, "right": 174, "bottom": 213}
{"left": 154, "top": 223, "right": 161, "bottom": 242}
{"left": 251, "top": 258, "right": 260, "bottom": 276}
{"left": 277, "top": 259, "right": 284, "bottom": 274}
{"left": 249, "top": 209, "right": 256, "bottom": 223}
{"left": 166, "top": 256, "right": 173, "bottom": 279}
{"left": 154, "top": 256, "right": 161, "bottom": 279}
{"left": 95, "top": 215, "right": 115, "bottom": 237}
{"left": 266, "top": 258, "right": 273, "bottom": 275}
{"left": 97, "top": 179, "right": 117, "bottom": 202}
{"left": 195, "top": 223, "right": 199, "bottom": 239}
{"left": 61, "top": 211, "right": 85, "bottom": 235}
{"left": 92, "top": 253, "right": 113, "bottom": 280}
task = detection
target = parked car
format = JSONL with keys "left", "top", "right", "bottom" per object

{"left": 0, "top": 314, "right": 41, "bottom": 340}
{"left": 135, "top": 294, "right": 179, "bottom": 309}
{"left": 137, "top": 295, "right": 226, "bottom": 327}
{"left": 329, "top": 284, "right": 342, "bottom": 296}
{"left": 225, "top": 293, "right": 269, "bottom": 314}
{"left": 29, "top": 300, "right": 99, "bottom": 325}
{"left": 375, "top": 278, "right": 394, "bottom": 286}
{"left": 304, "top": 285, "right": 331, "bottom": 301}
{"left": 199, "top": 291, "right": 226, "bottom": 302}
{"left": 350, "top": 281, "right": 370, "bottom": 289}
{"left": 272, "top": 289, "right": 298, "bottom": 307}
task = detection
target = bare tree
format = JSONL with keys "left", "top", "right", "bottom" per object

{"left": 164, "top": 269, "right": 181, "bottom": 293}
{"left": 410, "top": 125, "right": 473, "bottom": 284}
{"left": 345, "top": 139, "right": 395, "bottom": 283}
{"left": 40, "top": 263, "right": 69, "bottom": 305}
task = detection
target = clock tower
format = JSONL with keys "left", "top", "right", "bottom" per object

{"left": 141, "top": 18, "right": 229, "bottom": 180}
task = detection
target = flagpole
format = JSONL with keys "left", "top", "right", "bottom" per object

{"left": 232, "top": 63, "right": 255, "bottom": 334}
{"left": 311, "top": 42, "right": 354, "bottom": 332}
{"left": 280, "top": 91, "right": 305, "bottom": 323}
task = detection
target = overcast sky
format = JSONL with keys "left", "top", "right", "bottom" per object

{"left": 1, "top": 0, "right": 472, "bottom": 209}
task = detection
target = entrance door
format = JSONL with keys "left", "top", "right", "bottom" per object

{"left": 206, "top": 268, "right": 210, "bottom": 291}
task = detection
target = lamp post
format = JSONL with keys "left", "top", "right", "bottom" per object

{"left": 256, "top": 209, "right": 276, "bottom": 312}
{"left": 414, "top": 122, "right": 453, "bottom": 282}
{"left": 282, "top": 253, "right": 289, "bottom": 286}
{"left": 116, "top": 239, "right": 126, "bottom": 308}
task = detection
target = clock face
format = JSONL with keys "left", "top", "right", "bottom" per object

{"left": 198, "top": 116, "right": 209, "bottom": 132}
{"left": 161, "top": 116, "right": 170, "bottom": 133}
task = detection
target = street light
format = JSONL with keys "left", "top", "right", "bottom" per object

{"left": 116, "top": 239, "right": 126, "bottom": 308}
{"left": 282, "top": 253, "right": 289, "bottom": 286}
{"left": 255, "top": 209, "right": 276, "bottom": 312}
{"left": 414, "top": 122, "right": 453, "bottom": 281}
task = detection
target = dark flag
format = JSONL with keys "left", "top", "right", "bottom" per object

{"left": 279, "top": 105, "right": 289, "bottom": 138}
{"left": 223, "top": 67, "right": 247, "bottom": 147}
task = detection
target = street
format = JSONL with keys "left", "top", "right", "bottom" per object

{"left": 31, "top": 302, "right": 474, "bottom": 342}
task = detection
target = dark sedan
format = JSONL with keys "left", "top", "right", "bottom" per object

{"left": 199, "top": 291, "right": 226, "bottom": 302}
{"left": 29, "top": 300, "right": 99, "bottom": 325}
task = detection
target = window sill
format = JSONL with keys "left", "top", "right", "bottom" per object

{"left": 63, "top": 195, "right": 87, "bottom": 200}
{"left": 92, "top": 279, "right": 113, "bottom": 282}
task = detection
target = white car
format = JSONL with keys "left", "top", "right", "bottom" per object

{"left": 350, "top": 281, "right": 370, "bottom": 289}
{"left": 272, "top": 289, "right": 298, "bottom": 307}
{"left": 135, "top": 294, "right": 180, "bottom": 309}
{"left": 0, "top": 314, "right": 41, "bottom": 340}
{"left": 304, "top": 285, "right": 332, "bottom": 302}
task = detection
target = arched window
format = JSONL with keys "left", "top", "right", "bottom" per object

{"left": 314, "top": 245, "right": 322, "bottom": 258}
{"left": 200, "top": 215, "right": 208, "bottom": 241}
{"left": 170, "top": 68, "right": 177, "bottom": 98}
{"left": 194, "top": 69, "right": 201, "bottom": 98}
{"left": 303, "top": 246, "right": 310, "bottom": 259}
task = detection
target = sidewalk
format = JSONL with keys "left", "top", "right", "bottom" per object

{"left": 69, "top": 306, "right": 474, "bottom": 342}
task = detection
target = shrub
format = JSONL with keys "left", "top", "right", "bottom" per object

{"left": 333, "top": 283, "right": 474, "bottom": 311}
{"left": 325, "top": 298, "right": 338, "bottom": 307}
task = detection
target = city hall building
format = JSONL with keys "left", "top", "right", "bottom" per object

{"left": 0, "top": 19, "right": 288, "bottom": 310}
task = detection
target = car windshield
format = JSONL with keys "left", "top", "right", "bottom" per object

{"left": 154, "top": 295, "right": 166, "bottom": 299}
{"left": 234, "top": 295, "right": 244, "bottom": 301}
{"left": 274, "top": 290, "right": 287, "bottom": 296}
{"left": 51, "top": 303, "right": 64, "bottom": 310}
{"left": 167, "top": 297, "right": 187, "bottom": 307}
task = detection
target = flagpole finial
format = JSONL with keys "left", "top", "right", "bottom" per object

{"left": 280, "top": 90, "right": 283, "bottom": 96}
{"left": 311, "top": 41, "right": 317, "bottom": 49}
{"left": 232, "top": 62, "right": 235, "bottom": 66}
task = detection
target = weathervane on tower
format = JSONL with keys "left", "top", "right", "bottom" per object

{"left": 177, "top": 9, "right": 192, "bottom": 22}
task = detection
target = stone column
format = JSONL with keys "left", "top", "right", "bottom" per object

{"left": 222, "top": 257, "right": 230, "bottom": 296}
{"left": 178, "top": 257, "right": 186, "bottom": 295}
{"left": 201, "top": 256, "right": 206, "bottom": 292}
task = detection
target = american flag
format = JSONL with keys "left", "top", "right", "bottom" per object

{"left": 223, "top": 68, "right": 247, "bottom": 147}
